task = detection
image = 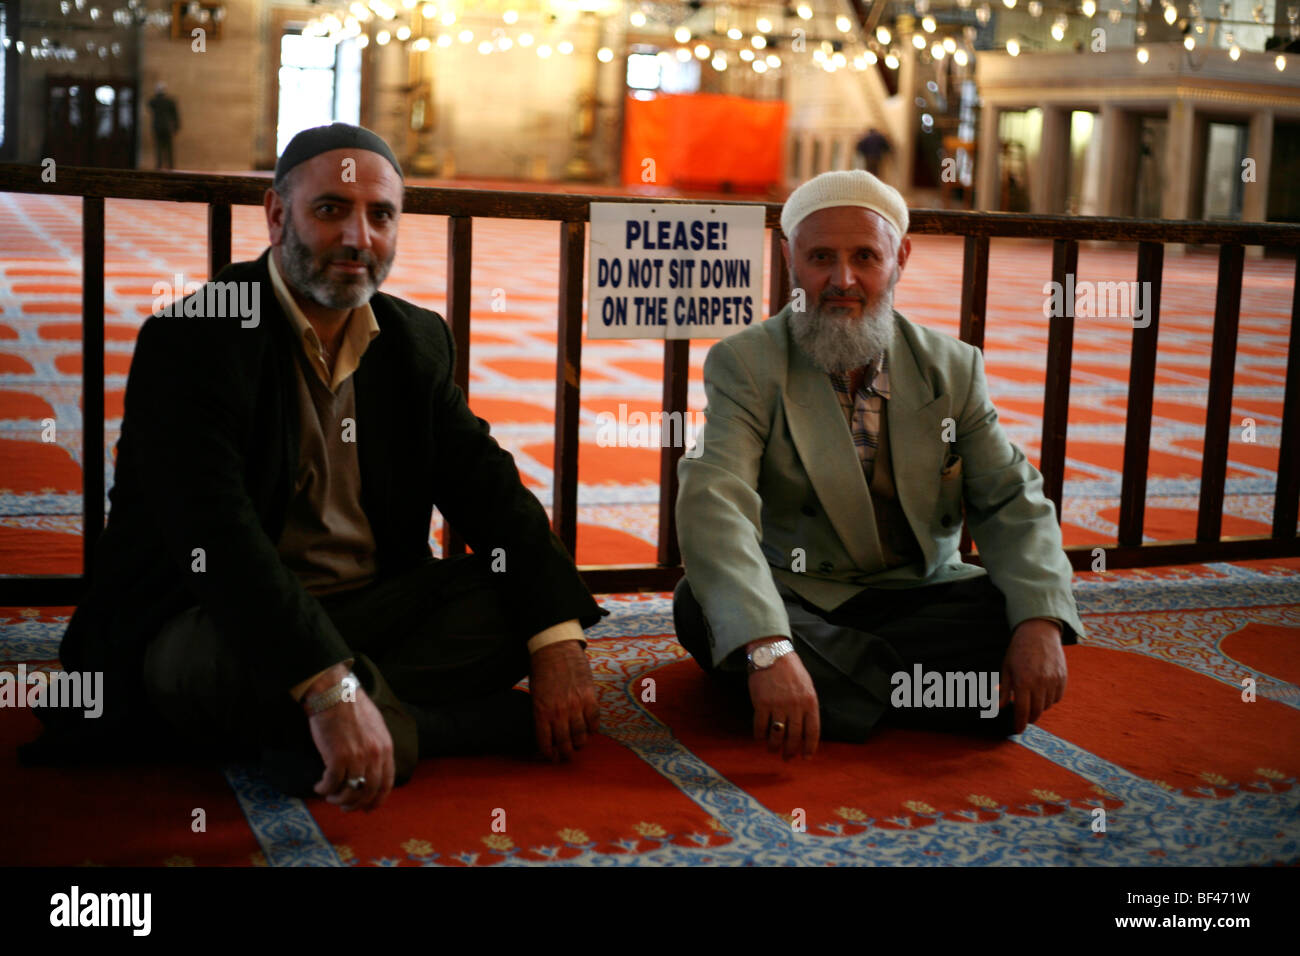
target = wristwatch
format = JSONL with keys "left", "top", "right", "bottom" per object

{"left": 303, "top": 671, "right": 360, "bottom": 715}
{"left": 747, "top": 639, "right": 795, "bottom": 673}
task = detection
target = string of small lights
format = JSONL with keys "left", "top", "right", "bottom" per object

{"left": 2, "top": 0, "right": 1289, "bottom": 72}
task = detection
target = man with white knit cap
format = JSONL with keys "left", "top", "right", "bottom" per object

{"left": 674, "top": 170, "right": 1082, "bottom": 759}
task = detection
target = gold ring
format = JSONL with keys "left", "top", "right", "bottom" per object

{"left": 771, "top": 721, "right": 786, "bottom": 732}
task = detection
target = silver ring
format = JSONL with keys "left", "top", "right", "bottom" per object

{"left": 347, "top": 776, "right": 366, "bottom": 790}
{"left": 771, "top": 721, "right": 786, "bottom": 733}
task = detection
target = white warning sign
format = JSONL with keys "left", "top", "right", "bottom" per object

{"left": 587, "top": 202, "right": 765, "bottom": 339}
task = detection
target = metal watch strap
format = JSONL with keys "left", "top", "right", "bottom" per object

{"left": 303, "top": 671, "right": 359, "bottom": 715}
{"left": 747, "top": 639, "right": 795, "bottom": 673}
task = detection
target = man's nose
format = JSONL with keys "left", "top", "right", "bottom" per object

{"left": 340, "top": 209, "right": 373, "bottom": 251}
{"left": 832, "top": 256, "right": 857, "bottom": 291}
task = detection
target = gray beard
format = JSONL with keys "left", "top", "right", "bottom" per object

{"left": 278, "top": 214, "right": 393, "bottom": 311}
{"left": 789, "top": 277, "right": 897, "bottom": 374}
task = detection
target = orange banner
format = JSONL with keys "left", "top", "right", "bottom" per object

{"left": 621, "top": 93, "right": 787, "bottom": 191}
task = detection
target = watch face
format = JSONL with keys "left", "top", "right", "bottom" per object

{"left": 753, "top": 645, "right": 774, "bottom": 668}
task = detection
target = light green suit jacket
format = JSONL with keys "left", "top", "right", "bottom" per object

{"left": 676, "top": 305, "right": 1085, "bottom": 667}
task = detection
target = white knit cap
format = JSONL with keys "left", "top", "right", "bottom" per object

{"left": 780, "top": 170, "right": 909, "bottom": 243}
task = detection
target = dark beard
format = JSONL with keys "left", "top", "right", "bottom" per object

{"left": 277, "top": 214, "right": 393, "bottom": 310}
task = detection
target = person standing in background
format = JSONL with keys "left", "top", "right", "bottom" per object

{"left": 147, "top": 82, "right": 181, "bottom": 170}
{"left": 856, "top": 127, "right": 890, "bottom": 177}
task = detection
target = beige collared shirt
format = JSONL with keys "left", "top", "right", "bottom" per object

{"left": 266, "top": 253, "right": 580, "bottom": 702}
{"left": 267, "top": 251, "right": 381, "bottom": 391}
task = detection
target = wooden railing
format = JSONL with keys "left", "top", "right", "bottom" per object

{"left": 0, "top": 165, "right": 1299, "bottom": 605}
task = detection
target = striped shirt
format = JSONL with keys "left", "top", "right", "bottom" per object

{"left": 829, "top": 352, "right": 890, "bottom": 481}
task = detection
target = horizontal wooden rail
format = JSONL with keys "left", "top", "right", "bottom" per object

{"left": 0, "top": 164, "right": 1298, "bottom": 603}
{"left": 4, "top": 165, "right": 1300, "bottom": 245}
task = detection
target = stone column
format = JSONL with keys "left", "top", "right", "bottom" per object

{"left": 1035, "top": 104, "right": 1071, "bottom": 215}
{"left": 976, "top": 102, "right": 1001, "bottom": 211}
{"left": 1243, "top": 109, "right": 1275, "bottom": 260}
{"left": 1186, "top": 111, "right": 1211, "bottom": 220}
{"left": 1162, "top": 98, "right": 1197, "bottom": 254}
{"left": 896, "top": 43, "right": 918, "bottom": 200}
{"left": 1098, "top": 103, "right": 1136, "bottom": 218}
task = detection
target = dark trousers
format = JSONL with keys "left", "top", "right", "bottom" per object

{"left": 673, "top": 574, "right": 1017, "bottom": 742}
{"left": 154, "top": 134, "right": 174, "bottom": 170}
{"left": 141, "top": 554, "right": 530, "bottom": 777}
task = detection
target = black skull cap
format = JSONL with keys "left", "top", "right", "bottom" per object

{"left": 273, "top": 122, "right": 403, "bottom": 188}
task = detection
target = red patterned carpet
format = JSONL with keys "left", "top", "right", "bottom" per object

{"left": 2, "top": 561, "right": 1299, "bottom": 865}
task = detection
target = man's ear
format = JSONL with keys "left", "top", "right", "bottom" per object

{"left": 265, "top": 188, "right": 285, "bottom": 246}
{"left": 780, "top": 236, "right": 791, "bottom": 268}
{"left": 895, "top": 234, "right": 912, "bottom": 273}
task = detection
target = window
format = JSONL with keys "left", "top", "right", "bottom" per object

{"left": 626, "top": 48, "right": 699, "bottom": 95}
{"left": 276, "top": 31, "right": 362, "bottom": 158}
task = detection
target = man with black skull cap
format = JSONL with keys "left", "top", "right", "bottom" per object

{"left": 27, "top": 124, "right": 605, "bottom": 812}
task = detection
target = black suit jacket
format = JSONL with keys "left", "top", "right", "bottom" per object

{"left": 52, "top": 249, "right": 603, "bottom": 749}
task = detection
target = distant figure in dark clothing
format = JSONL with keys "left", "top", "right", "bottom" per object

{"left": 148, "top": 83, "right": 180, "bottom": 170}
{"left": 856, "top": 127, "right": 890, "bottom": 176}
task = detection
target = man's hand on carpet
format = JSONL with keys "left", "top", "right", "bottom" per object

{"left": 530, "top": 640, "right": 599, "bottom": 762}
{"left": 748, "top": 644, "right": 820, "bottom": 760}
{"left": 308, "top": 679, "right": 395, "bottom": 812}
{"left": 999, "top": 618, "right": 1067, "bottom": 734}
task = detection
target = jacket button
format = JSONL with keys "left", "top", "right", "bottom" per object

{"left": 801, "top": 505, "right": 816, "bottom": 517}
{"left": 941, "top": 514, "right": 953, "bottom": 528}
{"left": 818, "top": 561, "right": 834, "bottom": 573}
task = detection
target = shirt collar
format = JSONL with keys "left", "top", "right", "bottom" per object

{"left": 267, "top": 250, "right": 380, "bottom": 389}
{"left": 829, "top": 352, "right": 890, "bottom": 401}
{"left": 868, "top": 352, "right": 890, "bottom": 400}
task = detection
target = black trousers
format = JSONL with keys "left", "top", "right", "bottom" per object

{"left": 142, "top": 554, "right": 531, "bottom": 774}
{"left": 673, "top": 573, "right": 1017, "bottom": 742}
{"left": 154, "top": 134, "right": 174, "bottom": 170}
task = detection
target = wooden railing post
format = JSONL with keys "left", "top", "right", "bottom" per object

{"left": 1197, "top": 244, "right": 1244, "bottom": 543}
{"left": 441, "top": 215, "right": 472, "bottom": 557}
{"left": 657, "top": 340, "right": 690, "bottom": 567}
{"left": 768, "top": 228, "right": 790, "bottom": 314}
{"left": 958, "top": 234, "right": 989, "bottom": 351}
{"left": 1040, "top": 238, "right": 1078, "bottom": 524}
{"left": 553, "top": 220, "right": 585, "bottom": 558}
{"left": 1273, "top": 248, "right": 1300, "bottom": 540}
{"left": 207, "top": 202, "right": 232, "bottom": 278}
{"left": 81, "top": 196, "right": 106, "bottom": 583}
{"left": 958, "top": 232, "right": 990, "bottom": 557}
{"left": 1117, "top": 241, "right": 1163, "bottom": 548}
